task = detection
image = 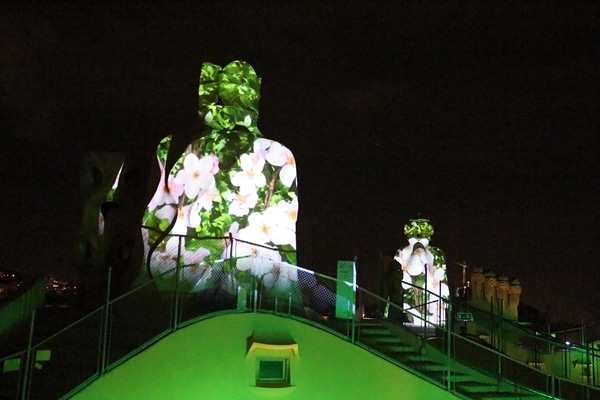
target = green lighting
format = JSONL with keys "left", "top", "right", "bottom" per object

{"left": 72, "top": 313, "right": 460, "bottom": 400}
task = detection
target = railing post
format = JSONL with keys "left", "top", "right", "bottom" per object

{"left": 172, "top": 236, "right": 182, "bottom": 330}
{"left": 446, "top": 301, "right": 452, "bottom": 392}
{"left": 583, "top": 320, "right": 591, "bottom": 386}
{"left": 422, "top": 283, "right": 427, "bottom": 339}
{"left": 19, "top": 309, "right": 36, "bottom": 400}
{"left": 253, "top": 278, "right": 258, "bottom": 312}
{"left": 549, "top": 343, "right": 555, "bottom": 397}
{"left": 497, "top": 300, "right": 503, "bottom": 381}
{"left": 99, "top": 267, "right": 112, "bottom": 375}
{"left": 351, "top": 300, "right": 356, "bottom": 344}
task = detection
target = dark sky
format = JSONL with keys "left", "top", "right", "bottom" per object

{"left": 1, "top": 2, "right": 599, "bottom": 322}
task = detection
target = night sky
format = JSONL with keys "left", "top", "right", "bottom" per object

{"left": 1, "top": 2, "right": 599, "bottom": 322}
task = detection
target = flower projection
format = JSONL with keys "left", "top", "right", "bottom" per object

{"left": 394, "top": 218, "right": 449, "bottom": 324}
{"left": 141, "top": 61, "right": 298, "bottom": 297}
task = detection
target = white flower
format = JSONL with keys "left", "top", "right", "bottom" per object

{"left": 149, "top": 236, "right": 212, "bottom": 293}
{"left": 402, "top": 272, "right": 413, "bottom": 290}
{"left": 147, "top": 157, "right": 184, "bottom": 211}
{"left": 263, "top": 200, "right": 297, "bottom": 249}
{"left": 398, "top": 238, "right": 434, "bottom": 276}
{"left": 222, "top": 228, "right": 282, "bottom": 273}
{"left": 278, "top": 197, "right": 298, "bottom": 230}
{"left": 432, "top": 267, "right": 446, "bottom": 285}
{"left": 197, "top": 182, "right": 218, "bottom": 211}
{"left": 227, "top": 187, "right": 258, "bottom": 217}
{"left": 171, "top": 203, "right": 201, "bottom": 235}
{"left": 263, "top": 262, "right": 299, "bottom": 293}
{"left": 230, "top": 153, "right": 267, "bottom": 193}
{"left": 264, "top": 142, "right": 297, "bottom": 187}
{"left": 186, "top": 203, "right": 202, "bottom": 228}
{"left": 253, "top": 138, "right": 273, "bottom": 159}
{"left": 174, "top": 153, "right": 216, "bottom": 199}
{"left": 155, "top": 203, "right": 175, "bottom": 218}
{"left": 240, "top": 211, "right": 274, "bottom": 245}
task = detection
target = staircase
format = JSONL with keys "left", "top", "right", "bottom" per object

{"left": 3, "top": 259, "right": 599, "bottom": 400}
{"left": 355, "top": 319, "right": 554, "bottom": 400}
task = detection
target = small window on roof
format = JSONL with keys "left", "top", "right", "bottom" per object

{"left": 256, "top": 358, "right": 290, "bottom": 388}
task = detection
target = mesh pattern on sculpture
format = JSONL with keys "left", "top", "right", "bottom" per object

{"left": 144, "top": 233, "right": 338, "bottom": 319}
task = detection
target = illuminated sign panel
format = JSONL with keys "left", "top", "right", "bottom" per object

{"left": 456, "top": 312, "right": 474, "bottom": 322}
{"left": 335, "top": 260, "right": 356, "bottom": 319}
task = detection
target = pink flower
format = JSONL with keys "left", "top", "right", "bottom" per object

{"left": 208, "top": 154, "right": 220, "bottom": 175}
{"left": 148, "top": 157, "right": 184, "bottom": 211}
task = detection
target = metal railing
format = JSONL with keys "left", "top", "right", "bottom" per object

{"left": 1, "top": 234, "right": 599, "bottom": 399}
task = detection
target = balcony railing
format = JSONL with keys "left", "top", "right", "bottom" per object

{"left": 1, "top": 234, "right": 598, "bottom": 399}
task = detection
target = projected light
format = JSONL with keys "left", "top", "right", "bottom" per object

{"left": 394, "top": 218, "right": 449, "bottom": 325}
{"left": 141, "top": 61, "right": 298, "bottom": 295}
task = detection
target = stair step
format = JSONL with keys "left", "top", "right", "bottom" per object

{"left": 359, "top": 327, "right": 392, "bottom": 335}
{"left": 356, "top": 321, "right": 385, "bottom": 327}
{"left": 435, "top": 371, "right": 473, "bottom": 383}
{"left": 379, "top": 349, "right": 422, "bottom": 362}
{"left": 456, "top": 380, "right": 541, "bottom": 397}
{"left": 361, "top": 335, "right": 408, "bottom": 345}
{"left": 366, "top": 340, "right": 416, "bottom": 353}
{"left": 405, "top": 359, "right": 447, "bottom": 371}
{"left": 356, "top": 320, "right": 549, "bottom": 400}
{"left": 457, "top": 381, "right": 499, "bottom": 391}
{"left": 477, "top": 392, "right": 543, "bottom": 400}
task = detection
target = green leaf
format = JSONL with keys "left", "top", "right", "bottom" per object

{"left": 199, "top": 82, "right": 219, "bottom": 106}
{"left": 429, "top": 245, "right": 447, "bottom": 270}
{"left": 403, "top": 218, "right": 435, "bottom": 239}
{"left": 282, "top": 251, "right": 297, "bottom": 265}
{"left": 200, "top": 62, "right": 222, "bottom": 83}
